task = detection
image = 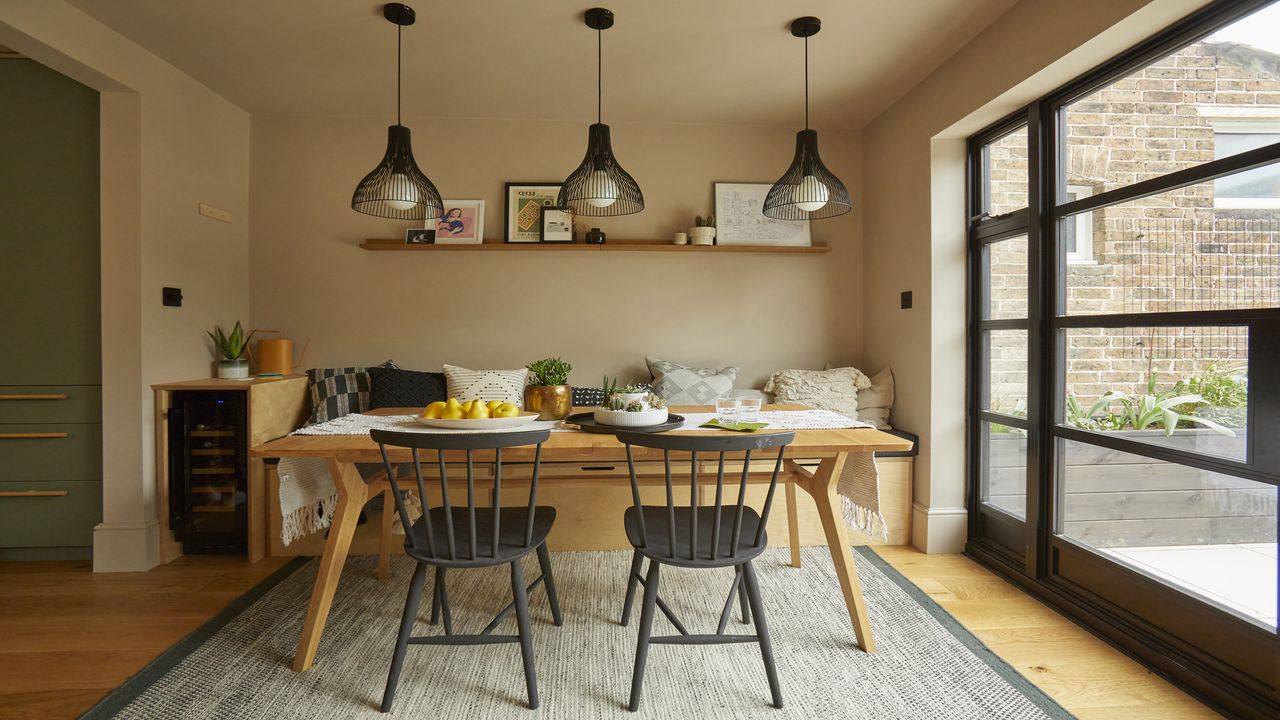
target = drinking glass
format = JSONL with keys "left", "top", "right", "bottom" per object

{"left": 715, "top": 398, "right": 740, "bottom": 424}
{"left": 739, "top": 397, "right": 762, "bottom": 422}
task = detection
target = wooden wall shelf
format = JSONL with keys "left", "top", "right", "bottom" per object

{"left": 360, "top": 239, "right": 831, "bottom": 254}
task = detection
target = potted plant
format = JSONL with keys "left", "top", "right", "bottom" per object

{"left": 208, "top": 322, "right": 255, "bottom": 379}
{"left": 525, "top": 357, "right": 573, "bottom": 420}
{"left": 689, "top": 214, "right": 716, "bottom": 246}
{"left": 597, "top": 375, "right": 668, "bottom": 426}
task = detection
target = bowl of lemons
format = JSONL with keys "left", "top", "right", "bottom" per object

{"left": 413, "top": 397, "right": 541, "bottom": 429}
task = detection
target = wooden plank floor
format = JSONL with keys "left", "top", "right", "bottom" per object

{"left": 0, "top": 555, "right": 290, "bottom": 720}
{"left": 874, "top": 546, "right": 1223, "bottom": 720}
{"left": 0, "top": 549, "right": 1221, "bottom": 720}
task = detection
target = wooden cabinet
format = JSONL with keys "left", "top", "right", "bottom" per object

{"left": 153, "top": 377, "right": 308, "bottom": 564}
{"left": 0, "top": 59, "right": 103, "bottom": 561}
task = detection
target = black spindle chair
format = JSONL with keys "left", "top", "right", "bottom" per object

{"left": 371, "top": 428, "right": 561, "bottom": 712}
{"left": 615, "top": 429, "right": 796, "bottom": 712}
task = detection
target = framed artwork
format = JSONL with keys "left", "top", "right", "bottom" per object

{"left": 714, "top": 182, "right": 811, "bottom": 247}
{"left": 431, "top": 199, "right": 484, "bottom": 245}
{"left": 539, "top": 206, "right": 574, "bottom": 242}
{"left": 405, "top": 228, "right": 434, "bottom": 244}
{"left": 505, "top": 182, "right": 562, "bottom": 243}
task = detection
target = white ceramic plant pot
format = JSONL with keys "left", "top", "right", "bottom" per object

{"left": 594, "top": 407, "right": 670, "bottom": 427}
{"left": 615, "top": 391, "right": 648, "bottom": 407}
{"left": 217, "top": 358, "right": 250, "bottom": 379}
{"left": 689, "top": 227, "right": 715, "bottom": 246}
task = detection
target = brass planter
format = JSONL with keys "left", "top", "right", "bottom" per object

{"left": 524, "top": 385, "right": 573, "bottom": 420}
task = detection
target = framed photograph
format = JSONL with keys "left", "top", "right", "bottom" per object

{"left": 539, "top": 206, "right": 574, "bottom": 243}
{"left": 505, "top": 182, "right": 562, "bottom": 243}
{"left": 405, "top": 228, "right": 435, "bottom": 244}
{"left": 714, "top": 182, "right": 811, "bottom": 247}
{"left": 431, "top": 199, "right": 484, "bottom": 245}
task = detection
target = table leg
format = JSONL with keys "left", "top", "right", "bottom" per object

{"left": 785, "top": 481, "right": 801, "bottom": 568}
{"left": 799, "top": 455, "right": 876, "bottom": 653}
{"left": 292, "top": 460, "right": 368, "bottom": 672}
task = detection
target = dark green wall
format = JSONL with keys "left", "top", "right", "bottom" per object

{"left": 0, "top": 59, "right": 101, "bottom": 385}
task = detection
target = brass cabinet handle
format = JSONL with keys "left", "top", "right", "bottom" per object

{"left": 0, "top": 490, "right": 69, "bottom": 497}
{"left": 0, "top": 433, "right": 69, "bottom": 439}
{"left": 0, "top": 394, "right": 68, "bottom": 400}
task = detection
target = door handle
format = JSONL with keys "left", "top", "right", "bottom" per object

{"left": 0, "top": 490, "right": 69, "bottom": 497}
{"left": 0, "top": 433, "right": 69, "bottom": 439}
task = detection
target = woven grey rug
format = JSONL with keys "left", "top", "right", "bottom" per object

{"left": 86, "top": 548, "right": 1072, "bottom": 719}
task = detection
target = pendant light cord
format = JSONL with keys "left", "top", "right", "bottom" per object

{"left": 396, "top": 22, "right": 402, "bottom": 125}
{"left": 804, "top": 34, "right": 809, "bottom": 130}
{"left": 597, "top": 26, "right": 603, "bottom": 124}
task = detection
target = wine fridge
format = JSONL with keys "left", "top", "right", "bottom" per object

{"left": 167, "top": 390, "right": 248, "bottom": 553}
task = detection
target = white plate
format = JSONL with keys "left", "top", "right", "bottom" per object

{"left": 412, "top": 411, "right": 541, "bottom": 430}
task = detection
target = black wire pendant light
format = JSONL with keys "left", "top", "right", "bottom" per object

{"left": 558, "top": 7, "right": 644, "bottom": 217}
{"left": 351, "top": 3, "right": 443, "bottom": 221}
{"left": 763, "top": 17, "right": 851, "bottom": 221}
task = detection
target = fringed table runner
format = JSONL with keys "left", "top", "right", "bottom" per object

{"left": 276, "top": 409, "right": 887, "bottom": 545}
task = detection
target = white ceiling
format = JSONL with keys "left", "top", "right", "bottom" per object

{"left": 65, "top": 0, "right": 1019, "bottom": 129}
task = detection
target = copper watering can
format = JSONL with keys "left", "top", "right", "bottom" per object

{"left": 248, "top": 330, "right": 309, "bottom": 376}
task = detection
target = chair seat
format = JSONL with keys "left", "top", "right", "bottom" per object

{"left": 624, "top": 505, "right": 768, "bottom": 567}
{"left": 405, "top": 506, "right": 556, "bottom": 567}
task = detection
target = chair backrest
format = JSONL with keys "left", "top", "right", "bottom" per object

{"left": 614, "top": 430, "right": 796, "bottom": 562}
{"left": 371, "top": 428, "right": 551, "bottom": 561}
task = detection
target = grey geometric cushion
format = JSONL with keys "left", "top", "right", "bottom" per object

{"left": 645, "top": 356, "right": 739, "bottom": 405}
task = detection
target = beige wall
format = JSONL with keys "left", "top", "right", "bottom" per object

{"left": 0, "top": 1, "right": 251, "bottom": 570}
{"left": 250, "top": 115, "right": 862, "bottom": 388}
{"left": 860, "top": 0, "right": 1209, "bottom": 552}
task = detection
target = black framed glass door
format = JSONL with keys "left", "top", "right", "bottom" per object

{"left": 966, "top": 2, "right": 1280, "bottom": 717}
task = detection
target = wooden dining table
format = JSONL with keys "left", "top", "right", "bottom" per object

{"left": 250, "top": 405, "right": 913, "bottom": 672}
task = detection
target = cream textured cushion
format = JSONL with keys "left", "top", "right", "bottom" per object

{"left": 443, "top": 364, "right": 529, "bottom": 405}
{"left": 763, "top": 367, "right": 871, "bottom": 420}
{"left": 646, "top": 356, "right": 739, "bottom": 404}
{"left": 857, "top": 367, "right": 895, "bottom": 430}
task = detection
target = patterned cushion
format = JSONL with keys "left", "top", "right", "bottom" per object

{"left": 443, "top": 364, "right": 529, "bottom": 405}
{"left": 571, "top": 384, "right": 651, "bottom": 407}
{"left": 368, "top": 367, "right": 447, "bottom": 409}
{"left": 645, "top": 356, "right": 738, "bottom": 405}
{"left": 763, "top": 367, "right": 871, "bottom": 420}
{"left": 306, "top": 367, "right": 371, "bottom": 424}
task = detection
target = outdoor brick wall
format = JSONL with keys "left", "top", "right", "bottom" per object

{"left": 985, "top": 42, "right": 1280, "bottom": 414}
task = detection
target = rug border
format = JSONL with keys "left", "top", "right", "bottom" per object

{"left": 77, "top": 556, "right": 310, "bottom": 720}
{"left": 854, "top": 546, "right": 1077, "bottom": 720}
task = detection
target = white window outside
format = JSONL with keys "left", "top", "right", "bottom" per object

{"left": 1063, "top": 185, "right": 1095, "bottom": 264}
{"left": 1209, "top": 117, "right": 1280, "bottom": 209}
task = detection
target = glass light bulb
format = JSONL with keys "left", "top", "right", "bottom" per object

{"left": 792, "top": 174, "right": 829, "bottom": 212}
{"left": 586, "top": 169, "right": 618, "bottom": 208}
{"left": 385, "top": 172, "right": 419, "bottom": 211}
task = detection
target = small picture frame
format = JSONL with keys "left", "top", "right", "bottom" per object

{"left": 432, "top": 199, "right": 484, "bottom": 245}
{"left": 505, "top": 182, "right": 562, "bottom": 243}
{"left": 539, "top": 206, "right": 574, "bottom": 243}
{"left": 405, "top": 228, "right": 435, "bottom": 244}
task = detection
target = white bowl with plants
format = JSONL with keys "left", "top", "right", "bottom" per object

{"left": 593, "top": 378, "right": 669, "bottom": 427}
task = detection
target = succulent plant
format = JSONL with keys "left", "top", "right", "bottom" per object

{"left": 527, "top": 357, "right": 571, "bottom": 386}
{"left": 646, "top": 392, "right": 667, "bottom": 410}
{"left": 207, "top": 322, "right": 255, "bottom": 360}
{"left": 695, "top": 215, "right": 705, "bottom": 227}
{"left": 625, "top": 400, "right": 645, "bottom": 412}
